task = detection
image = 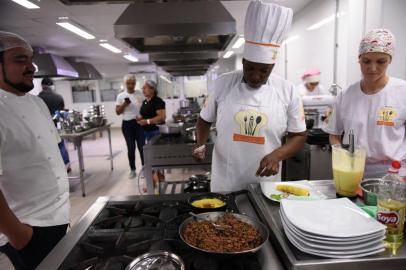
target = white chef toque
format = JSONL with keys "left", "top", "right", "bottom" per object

{"left": 243, "top": 0, "right": 292, "bottom": 64}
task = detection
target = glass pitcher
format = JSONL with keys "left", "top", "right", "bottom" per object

{"left": 332, "top": 145, "right": 366, "bottom": 197}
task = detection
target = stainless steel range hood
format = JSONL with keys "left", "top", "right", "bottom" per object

{"left": 114, "top": 1, "right": 236, "bottom": 76}
{"left": 33, "top": 53, "right": 79, "bottom": 78}
{"left": 67, "top": 61, "right": 102, "bottom": 80}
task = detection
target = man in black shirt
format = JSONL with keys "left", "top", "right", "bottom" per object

{"left": 38, "top": 77, "right": 71, "bottom": 173}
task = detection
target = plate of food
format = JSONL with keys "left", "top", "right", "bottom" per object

{"left": 260, "top": 180, "right": 327, "bottom": 202}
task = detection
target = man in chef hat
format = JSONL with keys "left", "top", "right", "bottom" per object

{"left": 193, "top": 0, "right": 306, "bottom": 192}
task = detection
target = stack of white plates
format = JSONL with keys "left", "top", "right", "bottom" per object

{"left": 280, "top": 198, "right": 387, "bottom": 258}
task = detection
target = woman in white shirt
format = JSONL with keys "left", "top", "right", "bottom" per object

{"left": 116, "top": 74, "right": 145, "bottom": 178}
{"left": 296, "top": 68, "right": 330, "bottom": 96}
{"left": 325, "top": 29, "right": 406, "bottom": 178}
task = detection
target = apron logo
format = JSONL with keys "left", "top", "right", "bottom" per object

{"left": 233, "top": 110, "right": 268, "bottom": 144}
{"left": 377, "top": 106, "right": 397, "bottom": 126}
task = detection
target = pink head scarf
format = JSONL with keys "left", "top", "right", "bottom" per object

{"left": 302, "top": 68, "right": 321, "bottom": 83}
{"left": 359, "top": 29, "right": 395, "bottom": 57}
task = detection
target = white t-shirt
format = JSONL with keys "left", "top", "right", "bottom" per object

{"left": 116, "top": 90, "right": 143, "bottom": 121}
{"left": 325, "top": 77, "right": 406, "bottom": 177}
{"left": 297, "top": 83, "right": 330, "bottom": 96}
{"left": 0, "top": 89, "right": 70, "bottom": 245}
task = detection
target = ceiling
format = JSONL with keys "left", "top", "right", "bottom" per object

{"left": 0, "top": 0, "right": 313, "bottom": 77}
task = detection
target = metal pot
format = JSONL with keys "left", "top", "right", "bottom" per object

{"left": 179, "top": 99, "right": 190, "bottom": 108}
{"left": 125, "top": 251, "right": 185, "bottom": 270}
{"left": 158, "top": 122, "right": 183, "bottom": 134}
{"left": 179, "top": 212, "right": 269, "bottom": 255}
{"left": 359, "top": 178, "right": 383, "bottom": 206}
{"left": 185, "top": 126, "right": 197, "bottom": 141}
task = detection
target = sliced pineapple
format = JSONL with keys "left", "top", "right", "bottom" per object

{"left": 276, "top": 184, "right": 310, "bottom": 197}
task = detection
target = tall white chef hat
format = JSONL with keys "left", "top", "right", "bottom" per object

{"left": 243, "top": 0, "right": 292, "bottom": 64}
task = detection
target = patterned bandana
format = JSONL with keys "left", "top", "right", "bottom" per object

{"left": 359, "top": 29, "right": 395, "bottom": 57}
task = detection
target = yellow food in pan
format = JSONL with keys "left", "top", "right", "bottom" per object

{"left": 192, "top": 198, "right": 226, "bottom": 208}
{"left": 276, "top": 184, "right": 310, "bottom": 196}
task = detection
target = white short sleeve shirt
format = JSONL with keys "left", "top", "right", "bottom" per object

{"left": 325, "top": 78, "right": 406, "bottom": 175}
{"left": 116, "top": 90, "right": 141, "bottom": 121}
{"left": 0, "top": 89, "right": 70, "bottom": 245}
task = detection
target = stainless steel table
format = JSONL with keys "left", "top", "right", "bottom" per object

{"left": 60, "top": 124, "right": 114, "bottom": 197}
{"left": 248, "top": 181, "right": 406, "bottom": 270}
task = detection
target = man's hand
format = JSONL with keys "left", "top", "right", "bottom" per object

{"left": 124, "top": 97, "right": 131, "bottom": 105}
{"left": 9, "top": 223, "right": 33, "bottom": 250}
{"left": 192, "top": 144, "right": 206, "bottom": 162}
{"left": 256, "top": 152, "right": 281, "bottom": 177}
{"left": 137, "top": 119, "right": 148, "bottom": 126}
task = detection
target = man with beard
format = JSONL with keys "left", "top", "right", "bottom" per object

{"left": 0, "top": 32, "right": 69, "bottom": 269}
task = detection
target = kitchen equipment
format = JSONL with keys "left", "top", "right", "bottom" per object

{"left": 179, "top": 99, "right": 190, "bottom": 108}
{"left": 302, "top": 95, "right": 336, "bottom": 129}
{"left": 179, "top": 212, "right": 269, "bottom": 255}
{"left": 188, "top": 212, "right": 228, "bottom": 230}
{"left": 360, "top": 179, "right": 382, "bottom": 206}
{"left": 185, "top": 126, "right": 197, "bottom": 141}
{"left": 125, "top": 251, "right": 185, "bottom": 270}
{"left": 332, "top": 144, "right": 366, "bottom": 197}
{"left": 157, "top": 122, "right": 183, "bottom": 134}
{"left": 188, "top": 192, "right": 227, "bottom": 212}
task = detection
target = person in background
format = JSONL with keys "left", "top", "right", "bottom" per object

{"left": 296, "top": 68, "right": 330, "bottom": 96}
{"left": 115, "top": 74, "right": 145, "bottom": 179}
{"left": 137, "top": 80, "right": 166, "bottom": 141}
{"left": 325, "top": 29, "right": 406, "bottom": 178}
{"left": 38, "top": 77, "right": 71, "bottom": 173}
{"left": 0, "top": 31, "right": 69, "bottom": 270}
{"left": 193, "top": 1, "right": 306, "bottom": 192}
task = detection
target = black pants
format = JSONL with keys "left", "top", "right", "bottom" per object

{"left": 122, "top": 120, "right": 145, "bottom": 170}
{"left": 0, "top": 224, "right": 68, "bottom": 270}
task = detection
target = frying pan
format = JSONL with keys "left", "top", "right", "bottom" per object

{"left": 179, "top": 212, "right": 269, "bottom": 255}
{"left": 187, "top": 190, "right": 247, "bottom": 213}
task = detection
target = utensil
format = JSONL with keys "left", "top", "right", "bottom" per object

{"left": 188, "top": 212, "right": 229, "bottom": 231}
{"left": 248, "top": 116, "right": 254, "bottom": 135}
{"left": 125, "top": 251, "right": 185, "bottom": 270}
{"left": 349, "top": 129, "right": 355, "bottom": 168}
{"left": 360, "top": 179, "right": 382, "bottom": 206}
{"left": 179, "top": 212, "right": 269, "bottom": 255}
{"left": 244, "top": 115, "right": 248, "bottom": 135}
{"left": 188, "top": 192, "right": 227, "bottom": 212}
{"left": 251, "top": 116, "right": 262, "bottom": 135}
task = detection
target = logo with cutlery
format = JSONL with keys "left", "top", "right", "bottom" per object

{"left": 377, "top": 106, "right": 397, "bottom": 126}
{"left": 233, "top": 110, "right": 268, "bottom": 144}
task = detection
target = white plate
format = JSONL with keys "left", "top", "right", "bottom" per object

{"left": 260, "top": 180, "right": 327, "bottom": 202}
{"left": 280, "top": 209, "right": 386, "bottom": 243}
{"left": 284, "top": 227, "right": 386, "bottom": 259}
{"left": 281, "top": 198, "right": 386, "bottom": 238}
{"left": 280, "top": 212, "right": 385, "bottom": 251}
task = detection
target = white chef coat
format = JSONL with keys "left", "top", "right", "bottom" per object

{"left": 201, "top": 71, "right": 306, "bottom": 192}
{"left": 116, "top": 90, "right": 143, "bottom": 121}
{"left": 0, "top": 89, "right": 70, "bottom": 246}
{"left": 297, "top": 83, "right": 330, "bottom": 96}
{"left": 325, "top": 77, "right": 406, "bottom": 178}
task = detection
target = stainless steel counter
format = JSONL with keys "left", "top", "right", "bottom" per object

{"left": 248, "top": 181, "right": 406, "bottom": 270}
{"left": 60, "top": 124, "right": 113, "bottom": 196}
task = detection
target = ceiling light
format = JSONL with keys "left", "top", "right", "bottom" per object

{"left": 306, "top": 12, "right": 347, "bottom": 31}
{"left": 123, "top": 54, "right": 139, "bottom": 62}
{"left": 232, "top": 37, "right": 245, "bottom": 49}
{"left": 282, "top": 35, "right": 300, "bottom": 46}
{"left": 223, "top": 51, "right": 234, "bottom": 59}
{"left": 11, "top": 0, "right": 39, "bottom": 9}
{"left": 99, "top": 39, "right": 108, "bottom": 42}
{"left": 56, "top": 20, "right": 95, "bottom": 39}
{"left": 99, "top": 43, "right": 122, "bottom": 53}
{"left": 160, "top": 75, "right": 171, "bottom": 83}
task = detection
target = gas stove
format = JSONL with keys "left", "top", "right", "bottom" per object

{"left": 46, "top": 193, "right": 265, "bottom": 270}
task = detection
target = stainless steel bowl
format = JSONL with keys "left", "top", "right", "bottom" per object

{"left": 359, "top": 178, "right": 383, "bottom": 206}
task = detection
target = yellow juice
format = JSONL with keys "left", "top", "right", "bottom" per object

{"left": 333, "top": 168, "right": 364, "bottom": 197}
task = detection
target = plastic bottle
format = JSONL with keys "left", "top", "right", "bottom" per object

{"left": 382, "top": 160, "right": 402, "bottom": 182}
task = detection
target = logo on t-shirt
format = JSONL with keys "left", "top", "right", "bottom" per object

{"left": 233, "top": 109, "right": 268, "bottom": 144}
{"left": 377, "top": 106, "right": 397, "bottom": 126}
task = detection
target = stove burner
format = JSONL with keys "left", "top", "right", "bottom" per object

{"left": 58, "top": 194, "right": 261, "bottom": 270}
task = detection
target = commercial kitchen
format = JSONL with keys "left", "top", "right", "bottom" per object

{"left": 0, "top": 0, "right": 406, "bottom": 269}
